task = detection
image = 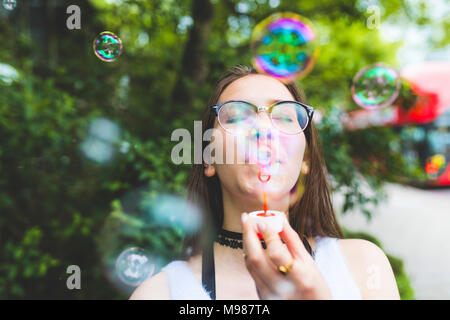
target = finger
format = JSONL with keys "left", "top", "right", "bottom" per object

{"left": 279, "top": 213, "right": 309, "bottom": 260}
{"left": 241, "top": 213, "right": 276, "bottom": 277}
{"left": 241, "top": 212, "right": 264, "bottom": 255}
{"left": 256, "top": 220, "right": 293, "bottom": 270}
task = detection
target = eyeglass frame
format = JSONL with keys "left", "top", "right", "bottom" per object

{"left": 210, "top": 99, "right": 314, "bottom": 135}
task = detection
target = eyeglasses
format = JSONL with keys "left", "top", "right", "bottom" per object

{"left": 211, "top": 100, "right": 314, "bottom": 135}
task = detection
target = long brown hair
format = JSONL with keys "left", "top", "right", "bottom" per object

{"left": 184, "top": 64, "right": 342, "bottom": 257}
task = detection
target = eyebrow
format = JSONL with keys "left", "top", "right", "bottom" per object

{"left": 269, "top": 99, "right": 283, "bottom": 104}
{"left": 268, "top": 99, "right": 293, "bottom": 105}
{"left": 217, "top": 98, "right": 292, "bottom": 106}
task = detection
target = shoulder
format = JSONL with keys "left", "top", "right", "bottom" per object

{"left": 129, "top": 270, "right": 170, "bottom": 300}
{"left": 337, "top": 238, "right": 400, "bottom": 300}
{"left": 337, "top": 238, "right": 387, "bottom": 264}
{"left": 129, "top": 256, "right": 202, "bottom": 300}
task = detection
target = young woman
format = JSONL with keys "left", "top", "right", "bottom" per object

{"left": 130, "top": 65, "right": 400, "bottom": 300}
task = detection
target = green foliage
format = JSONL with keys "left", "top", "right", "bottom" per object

{"left": 343, "top": 229, "right": 415, "bottom": 300}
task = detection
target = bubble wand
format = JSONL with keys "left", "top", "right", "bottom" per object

{"left": 249, "top": 135, "right": 284, "bottom": 239}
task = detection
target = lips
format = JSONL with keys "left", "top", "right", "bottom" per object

{"left": 245, "top": 146, "right": 283, "bottom": 166}
{"left": 257, "top": 144, "right": 272, "bottom": 166}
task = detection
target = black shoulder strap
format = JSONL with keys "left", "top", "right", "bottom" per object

{"left": 302, "top": 235, "right": 315, "bottom": 258}
{"left": 201, "top": 241, "right": 216, "bottom": 300}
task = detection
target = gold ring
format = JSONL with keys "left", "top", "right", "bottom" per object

{"left": 243, "top": 252, "right": 248, "bottom": 259}
{"left": 278, "top": 259, "right": 295, "bottom": 276}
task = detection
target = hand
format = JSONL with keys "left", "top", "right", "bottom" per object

{"left": 241, "top": 212, "right": 332, "bottom": 300}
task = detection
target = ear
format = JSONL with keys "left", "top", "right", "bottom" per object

{"left": 204, "top": 163, "right": 216, "bottom": 177}
{"left": 300, "top": 160, "right": 309, "bottom": 174}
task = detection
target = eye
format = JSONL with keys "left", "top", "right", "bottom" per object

{"left": 272, "top": 116, "right": 293, "bottom": 123}
{"left": 225, "top": 116, "right": 247, "bottom": 124}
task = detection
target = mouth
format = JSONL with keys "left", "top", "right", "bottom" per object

{"left": 244, "top": 142, "right": 283, "bottom": 165}
{"left": 245, "top": 149, "right": 283, "bottom": 166}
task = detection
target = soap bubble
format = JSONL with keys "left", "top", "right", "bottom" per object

{"left": 0, "top": 63, "right": 19, "bottom": 84}
{"left": 351, "top": 63, "right": 401, "bottom": 110}
{"left": 93, "top": 32, "right": 123, "bottom": 62}
{"left": 251, "top": 12, "right": 318, "bottom": 83}
{"left": 97, "top": 183, "right": 207, "bottom": 294}
{"left": 80, "top": 117, "right": 121, "bottom": 163}
{"left": 2, "top": 0, "right": 16, "bottom": 10}
{"left": 115, "top": 247, "right": 155, "bottom": 286}
{"left": 148, "top": 194, "right": 203, "bottom": 235}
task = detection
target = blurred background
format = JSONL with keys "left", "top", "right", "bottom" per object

{"left": 0, "top": 0, "right": 448, "bottom": 299}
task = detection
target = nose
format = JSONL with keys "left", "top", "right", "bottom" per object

{"left": 255, "top": 106, "right": 272, "bottom": 132}
{"left": 251, "top": 109, "right": 274, "bottom": 145}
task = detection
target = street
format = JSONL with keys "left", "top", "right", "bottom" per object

{"left": 334, "top": 183, "right": 450, "bottom": 300}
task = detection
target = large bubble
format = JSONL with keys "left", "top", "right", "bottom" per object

{"left": 351, "top": 63, "right": 401, "bottom": 110}
{"left": 251, "top": 12, "right": 318, "bottom": 83}
{"left": 147, "top": 194, "right": 203, "bottom": 235}
{"left": 93, "top": 32, "right": 123, "bottom": 62}
{"left": 97, "top": 183, "right": 207, "bottom": 294}
{"left": 2, "top": 0, "right": 17, "bottom": 10}
{"left": 115, "top": 247, "right": 156, "bottom": 287}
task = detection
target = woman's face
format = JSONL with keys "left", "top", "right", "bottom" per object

{"left": 209, "top": 74, "right": 306, "bottom": 204}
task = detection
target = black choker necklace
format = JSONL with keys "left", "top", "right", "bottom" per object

{"left": 215, "top": 228, "right": 314, "bottom": 257}
{"left": 215, "top": 228, "right": 282, "bottom": 250}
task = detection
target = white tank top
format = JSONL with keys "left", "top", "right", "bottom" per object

{"left": 161, "top": 236, "right": 362, "bottom": 300}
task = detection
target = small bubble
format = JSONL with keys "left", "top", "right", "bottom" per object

{"left": 115, "top": 247, "right": 155, "bottom": 287}
{"left": 2, "top": 0, "right": 17, "bottom": 11}
{"left": 81, "top": 117, "right": 121, "bottom": 164}
{"left": 351, "top": 63, "right": 401, "bottom": 110}
{"left": 93, "top": 32, "right": 123, "bottom": 62}
{"left": 119, "top": 141, "right": 130, "bottom": 153}
{"left": 0, "top": 63, "right": 19, "bottom": 84}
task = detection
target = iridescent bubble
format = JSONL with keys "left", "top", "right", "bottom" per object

{"left": 115, "top": 247, "right": 155, "bottom": 286}
{"left": 93, "top": 32, "right": 123, "bottom": 62}
{"left": 80, "top": 117, "right": 121, "bottom": 163}
{"left": 251, "top": 12, "right": 318, "bottom": 83}
{"left": 351, "top": 63, "right": 401, "bottom": 110}
{"left": 2, "top": 0, "right": 16, "bottom": 10}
